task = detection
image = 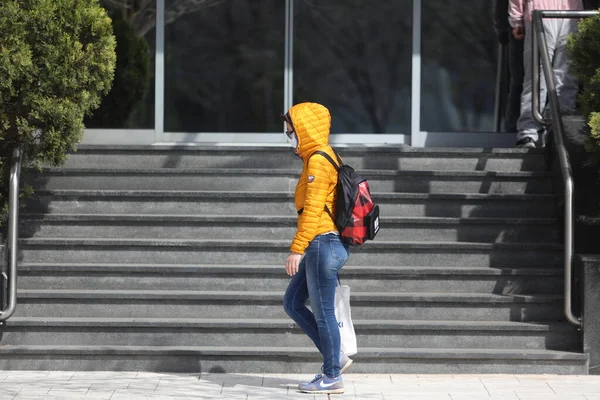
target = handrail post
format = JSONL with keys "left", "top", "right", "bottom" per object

{"left": 564, "top": 177, "right": 577, "bottom": 326}
{"left": 0, "top": 143, "right": 23, "bottom": 322}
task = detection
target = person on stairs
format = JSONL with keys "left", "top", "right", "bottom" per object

{"left": 510, "top": 0, "right": 583, "bottom": 148}
{"left": 281, "top": 102, "right": 351, "bottom": 395}
{"left": 494, "top": 0, "right": 525, "bottom": 134}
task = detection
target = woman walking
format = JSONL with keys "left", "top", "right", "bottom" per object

{"left": 281, "top": 102, "right": 351, "bottom": 395}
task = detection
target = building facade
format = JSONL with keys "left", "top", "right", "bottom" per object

{"left": 85, "top": 0, "right": 514, "bottom": 147}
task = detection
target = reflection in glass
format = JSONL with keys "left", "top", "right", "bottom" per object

{"left": 421, "top": 1, "right": 498, "bottom": 132}
{"left": 294, "top": 1, "right": 413, "bottom": 134}
{"left": 86, "top": 0, "right": 156, "bottom": 129}
{"left": 164, "top": 0, "right": 285, "bottom": 133}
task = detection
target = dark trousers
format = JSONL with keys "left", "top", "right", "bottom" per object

{"left": 505, "top": 34, "right": 525, "bottom": 133}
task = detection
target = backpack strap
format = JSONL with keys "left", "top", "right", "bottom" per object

{"left": 309, "top": 150, "right": 339, "bottom": 224}
{"left": 312, "top": 150, "right": 340, "bottom": 171}
{"left": 299, "top": 207, "right": 334, "bottom": 220}
{"left": 324, "top": 204, "right": 335, "bottom": 222}
{"left": 333, "top": 151, "right": 343, "bottom": 166}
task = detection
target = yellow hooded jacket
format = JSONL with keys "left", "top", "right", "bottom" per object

{"left": 287, "top": 102, "right": 339, "bottom": 255}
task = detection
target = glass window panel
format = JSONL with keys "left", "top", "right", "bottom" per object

{"left": 294, "top": 0, "right": 413, "bottom": 134}
{"left": 164, "top": 0, "right": 285, "bottom": 133}
{"left": 421, "top": 2, "right": 498, "bottom": 132}
{"left": 86, "top": 0, "right": 156, "bottom": 129}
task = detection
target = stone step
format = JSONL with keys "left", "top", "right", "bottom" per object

{"left": 63, "top": 146, "right": 547, "bottom": 172}
{"left": 8, "top": 145, "right": 577, "bottom": 376}
{"left": 0, "top": 345, "right": 586, "bottom": 374}
{"left": 24, "top": 168, "right": 553, "bottom": 194}
{"left": 17, "top": 239, "right": 563, "bottom": 267}
{"left": 19, "top": 214, "right": 559, "bottom": 243}
{"left": 17, "top": 264, "right": 563, "bottom": 294}
{"left": 14, "top": 290, "right": 564, "bottom": 321}
{"left": 25, "top": 190, "right": 558, "bottom": 218}
{"left": 1, "top": 318, "right": 580, "bottom": 351}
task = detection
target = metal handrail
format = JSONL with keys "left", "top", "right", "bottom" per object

{"left": 531, "top": 9, "right": 599, "bottom": 327}
{"left": 0, "top": 143, "right": 23, "bottom": 322}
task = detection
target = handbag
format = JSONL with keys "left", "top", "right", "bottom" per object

{"left": 335, "top": 281, "right": 357, "bottom": 356}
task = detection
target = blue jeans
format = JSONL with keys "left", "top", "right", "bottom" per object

{"left": 283, "top": 233, "right": 350, "bottom": 378}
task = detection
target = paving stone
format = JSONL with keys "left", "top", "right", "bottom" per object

{"left": 383, "top": 395, "right": 450, "bottom": 400}
{"left": 348, "top": 394, "right": 383, "bottom": 399}
{"left": 1, "top": 371, "right": 600, "bottom": 399}
{"left": 485, "top": 396, "right": 520, "bottom": 400}
{"left": 45, "top": 389, "right": 90, "bottom": 398}
{"left": 126, "top": 383, "right": 161, "bottom": 391}
{"left": 83, "top": 390, "right": 118, "bottom": 399}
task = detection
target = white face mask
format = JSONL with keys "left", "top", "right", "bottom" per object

{"left": 286, "top": 130, "right": 298, "bottom": 149}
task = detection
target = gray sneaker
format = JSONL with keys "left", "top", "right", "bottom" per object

{"left": 298, "top": 374, "right": 344, "bottom": 394}
{"left": 297, "top": 372, "right": 321, "bottom": 391}
{"left": 340, "top": 354, "right": 353, "bottom": 374}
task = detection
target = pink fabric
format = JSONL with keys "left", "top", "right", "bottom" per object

{"left": 509, "top": 0, "right": 584, "bottom": 27}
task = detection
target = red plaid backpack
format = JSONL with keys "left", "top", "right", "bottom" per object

{"left": 311, "top": 150, "right": 380, "bottom": 246}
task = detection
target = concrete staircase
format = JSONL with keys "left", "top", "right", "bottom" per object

{"left": 0, "top": 145, "right": 588, "bottom": 373}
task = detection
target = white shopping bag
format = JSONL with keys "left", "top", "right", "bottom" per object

{"left": 335, "top": 284, "right": 357, "bottom": 356}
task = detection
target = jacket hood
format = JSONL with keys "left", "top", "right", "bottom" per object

{"left": 287, "top": 102, "right": 331, "bottom": 159}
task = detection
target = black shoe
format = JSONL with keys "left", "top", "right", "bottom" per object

{"left": 516, "top": 137, "right": 536, "bottom": 148}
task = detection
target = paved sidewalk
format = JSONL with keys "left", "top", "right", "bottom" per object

{"left": 0, "top": 371, "right": 599, "bottom": 400}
